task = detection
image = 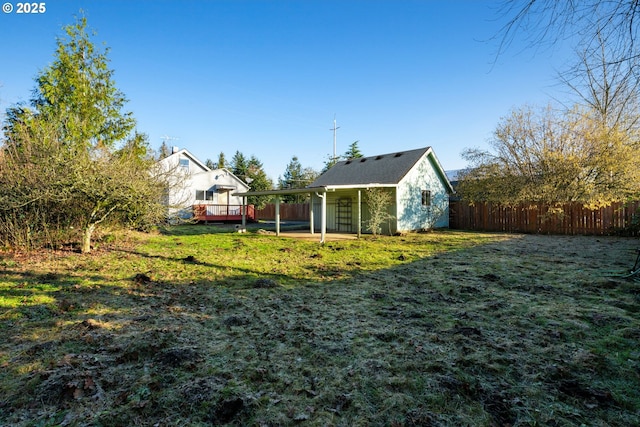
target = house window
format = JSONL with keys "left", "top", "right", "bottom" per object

{"left": 421, "top": 190, "right": 431, "bottom": 207}
{"left": 196, "top": 190, "right": 216, "bottom": 201}
{"left": 179, "top": 158, "right": 190, "bottom": 171}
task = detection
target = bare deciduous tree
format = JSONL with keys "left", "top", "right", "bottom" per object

{"left": 470, "top": 4, "right": 640, "bottom": 208}
{"left": 496, "top": 1, "right": 640, "bottom": 67}
{"left": 560, "top": 32, "right": 640, "bottom": 132}
{"left": 365, "top": 188, "right": 395, "bottom": 236}
{"left": 458, "top": 104, "right": 640, "bottom": 208}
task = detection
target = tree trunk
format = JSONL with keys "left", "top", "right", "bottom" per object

{"left": 82, "top": 223, "right": 95, "bottom": 253}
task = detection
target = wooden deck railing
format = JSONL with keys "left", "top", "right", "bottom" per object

{"left": 193, "top": 204, "right": 255, "bottom": 222}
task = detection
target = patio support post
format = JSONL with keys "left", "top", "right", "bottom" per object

{"left": 309, "top": 193, "right": 314, "bottom": 235}
{"left": 275, "top": 196, "right": 281, "bottom": 236}
{"left": 320, "top": 192, "right": 326, "bottom": 243}
{"left": 357, "top": 189, "right": 362, "bottom": 238}
{"left": 242, "top": 196, "right": 247, "bottom": 228}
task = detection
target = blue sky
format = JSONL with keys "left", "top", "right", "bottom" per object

{"left": 0, "top": 0, "right": 572, "bottom": 181}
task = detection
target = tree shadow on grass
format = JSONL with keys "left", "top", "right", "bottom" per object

{"left": 157, "top": 222, "right": 312, "bottom": 237}
{"left": 113, "top": 247, "right": 292, "bottom": 285}
{"left": 157, "top": 224, "right": 233, "bottom": 236}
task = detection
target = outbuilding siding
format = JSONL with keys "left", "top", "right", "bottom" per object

{"left": 308, "top": 147, "right": 452, "bottom": 234}
{"left": 396, "top": 152, "right": 450, "bottom": 230}
{"left": 311, "top": 189, "right": 397, "bottom": 234}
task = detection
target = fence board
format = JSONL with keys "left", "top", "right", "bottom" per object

{"left": 449, "top": 200, "right": 640, "bottom": 235}
{"left": 255, "top": 203, "right": 310, "bottom": 221}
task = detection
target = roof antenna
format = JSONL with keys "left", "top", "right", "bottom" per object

{"left": 161, "top": 135, "right": 180, "bottom": 144}
{"left": 330, "top": 115, "right": 340, "bottom": 162}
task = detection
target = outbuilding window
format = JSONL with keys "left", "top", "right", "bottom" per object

{"left": 421, "top": 190, "right": 431, "bottom": 207}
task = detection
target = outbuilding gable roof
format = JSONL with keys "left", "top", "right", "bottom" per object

{"left": 310, "top": 146, "right": 449, "bottom": 189}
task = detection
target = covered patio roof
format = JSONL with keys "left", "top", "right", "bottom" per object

{"left": 233, "top": 184, "right": 396, "bottom": 243}
{"left": 234, "top": 183, "right": 395, "bottom": 197}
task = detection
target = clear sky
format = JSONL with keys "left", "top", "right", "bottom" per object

{"left": 0, "top": 0, "right": 572, "bottom": 182}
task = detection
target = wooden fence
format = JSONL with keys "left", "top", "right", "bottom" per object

{"left": 449, "top": 200, "right": 640, "bottom": 236}
{"left": 255, "top": 203, "right": 310, "bottom": 221}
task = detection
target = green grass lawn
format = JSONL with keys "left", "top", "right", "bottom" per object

{"left": 1, "top": 226, "right": 639, "bottom": 426}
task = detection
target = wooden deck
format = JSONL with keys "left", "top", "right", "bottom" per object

{"left": 193, "top": 204, "right": 255, "bottom": 222}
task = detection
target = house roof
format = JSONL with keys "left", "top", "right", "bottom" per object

{"left": 309, "top": 146, "right": 452, "bottom": 192}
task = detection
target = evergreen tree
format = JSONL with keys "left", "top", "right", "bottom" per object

{"left": 29, "top": 17, "right": 134, "bottom": 150}
{"left": 217, "top": 151, "right": 228, "bottom": 169}
{"left": 279, "top": 156, "right": 318, "bottom": 203}
{"left": 226, "top": 151, "right": 273, "bottom": 208}
{"left": 344, "top": 140, "right": 363, "bottom": 159}
{"left": 321, "top": 154, "right": 339, "bottom": 174}
{"left": 231, "top": 151, "right": 248, "bottom": 178}
{"left": 158, "top": 141, "right": 171, "bottom": 159}
{"left": 320, "top": 141, "right": 363, "bottom": 173}
{"left": 246, "top": 155, "right": 273, "bottom": 208}
{"left": 279, "top": 156, "right": 304, "bottom": 191}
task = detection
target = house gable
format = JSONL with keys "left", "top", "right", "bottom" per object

{"left": 309, "top": 147, "right": 432, "bottom": 187}
{"left": 190, "top": 168, "right": 250, "bottom": 201}
{"left": 159, "top": 148, "right": 210, "bottom": 175}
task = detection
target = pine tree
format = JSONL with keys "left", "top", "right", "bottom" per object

{"left": 344, "top": 140, "right": 363, "bottom": 159}
{"left": 158, "top": 141, "right": 171, "bottom": 159}
{"left": 246, "top": 156, "right": 273, "bottom": 208}
{"left": 279, "top": 156, "right": 318, "bottom": 203}
{"left": 231, "top": 151, "right": 248, "bottom": 178}
{"left": 217, "top": 152, "right": 228, "bottom": 169}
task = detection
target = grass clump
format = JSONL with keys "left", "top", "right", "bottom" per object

{"left": 0, "top": 226, "right": 639, "bottom": 426}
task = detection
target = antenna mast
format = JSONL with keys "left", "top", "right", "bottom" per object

{"left": 330, "top": 115, "right": 340, "bottom": 161}
{"left": 161, "top": 135, "right": 180, "bottom": 145}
